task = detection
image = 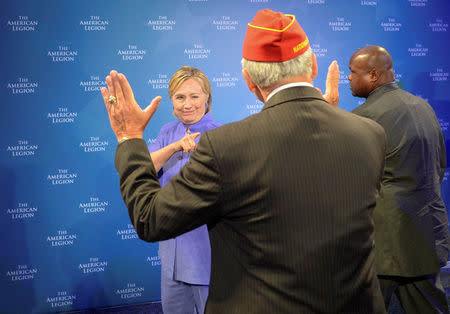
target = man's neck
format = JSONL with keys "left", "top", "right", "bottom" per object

{"left": 368, "top": 80, "right": 396, "bottom": 97}
{"left": 261, "top": 76, "right": 313, "bottom": 102}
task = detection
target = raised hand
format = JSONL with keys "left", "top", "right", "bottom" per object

{"left": 101, "top": 70, "right": 161, "bottom": 142}
{"left": 322, "top": 60, "right": 340, "bottom": 107}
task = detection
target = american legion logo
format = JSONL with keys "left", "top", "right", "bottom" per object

{"left": 311, "top": 44, "right": 328, "bottom": 58}
{"left": 47, "top": 107, "right": 78, "bottom": 124}
{"left": 7, "top": 16, "right": 38, "bottom": 31}
{"left": 329, "top": 17, "right": 352, "bottom": 32}
{"left": 380, "top": 18, "right": 402, "bottom": 32}
{"left": 118, "top": 45, "right": 146, "bottom": 61}
{"left": 46, "top": 291, "right": 77, "bottom": 309}
{"left": 7, "top": 77, "right": 38, "bottom": 95}
{"left": 78, "top": 257, "right": 108, "bottom": 274}
{"left": 6, "top": 140, "right": 38, "bottom": 157}
{"left": 47, "top": 169, "right": 78, "bottom": 185}
{"left": 80, "top": 75, "right": 106, "bottom": 93}
{"left": 212, "top": 16, "right": 238, "bottom": 31}
{"left": 6, "top": 264, "right": 38, "bottom": 281}
{"left": 47, "top": 45, "right": 78, "bottom": 62}
{"left": 148, "top": 16, "right": 176, "bottom": 31}
{"left": 184, "top": 44, "right": 211, "bottom": 60}
{"left": 116, "top": 283, "right": 145, "bottom": 300}
{"left": 429, "top": 18, "right": 448, "bottom": 32}
{"left": 212, "top": 72, "right": 239, "bottom": 88}
{"left": 80, "top": 16, "right": 109, "bottom": 31}
{"left": 408, "top": 44, "right": 428, "bottom": 57}
{"left": 46, "top": 230, "right": 77, "bottom": 247}
{"left": 148, "top": 73, "right": 170, "bottom": 90}
{"left": 6, "top": 202, "right": 38, "bottom": 220}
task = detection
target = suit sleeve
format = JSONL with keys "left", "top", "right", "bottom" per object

{"left": 115, "top": 136, "right": 222, "bottom": 242}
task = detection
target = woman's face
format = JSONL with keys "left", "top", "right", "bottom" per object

{"left": 172, "top": 78, "right": 208, "bottom": 125}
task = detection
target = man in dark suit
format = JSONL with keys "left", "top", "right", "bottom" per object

{"left": 348, "top": 45, "right": 450, "bottom": 313}
{"left": 101, "top": 9, "right": 386, "bottom": 313}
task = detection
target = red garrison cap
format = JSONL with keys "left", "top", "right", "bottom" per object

{"left": 242, "top": 9, "right": 310, "bottom": 62}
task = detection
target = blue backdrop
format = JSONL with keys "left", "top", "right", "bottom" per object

{"left": 1, "top": 0, "right": 450, "bottom": 312}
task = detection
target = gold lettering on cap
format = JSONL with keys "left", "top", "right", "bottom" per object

{"left": 293, "top": 38, "right": 309, "bottom": 53}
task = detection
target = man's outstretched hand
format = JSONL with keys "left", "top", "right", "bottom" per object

{"left": 101, "top": 70, "right": 161, "bottom": 142}
{"left": 322, "top": 60, "right": 340, "bottom": 107}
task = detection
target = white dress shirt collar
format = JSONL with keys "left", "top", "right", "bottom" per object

{"left": 266, "top": 82, "right": 314, "bottom": 102}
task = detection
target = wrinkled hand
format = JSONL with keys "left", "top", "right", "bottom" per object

{"left": 101, "top": 70, "right": 161, "bottom": 142}
{"left": 176, "top": 133, "right": 201, "bottom": 153}
{"left": 322, "top": 60, "right": 340, "bottom": 107}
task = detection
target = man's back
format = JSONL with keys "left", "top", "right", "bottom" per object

{"left": 108, "top": 9, "right": 387, "bottom": 314}
{"left": 184, "top": 86, "right": 386, "bottom": 312}
{"left": 115, "top": 87, "right": 387, "bottom": 313}
{"left": 353, "top": 83, "right": 450, "bottom": 277}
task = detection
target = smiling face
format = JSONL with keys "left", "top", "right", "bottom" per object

{"left": 172, "top": 78, "right": 208, "bottom": 126}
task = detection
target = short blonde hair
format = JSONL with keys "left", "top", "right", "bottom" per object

{"left": 241, "top": 48, "right": 313, "bottom": 88}
{"left": 169, "top": 66, "right": 212, "bottom": 113}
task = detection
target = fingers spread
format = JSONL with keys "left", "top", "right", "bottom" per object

{"left": 119, "top": 73, "right": 135, "bottom": 105}
{"left": 101, "top": 87, "right": 110, "bottom": 107}
{"left": 106, "top": 74, "right": 115, "bottom": 98}
{"left": 111, "top": 71, "right": 126, "bottom": 109}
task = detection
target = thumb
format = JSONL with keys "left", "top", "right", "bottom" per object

{"left": 191, "top": 132, "right": 201, "bottom": 140}
{"left": 143, "top": 96, "right": 162, "bottom": 118}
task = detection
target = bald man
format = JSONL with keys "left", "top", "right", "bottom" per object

{"left": 349, "top": 45, "right": 450, "bottom": 313}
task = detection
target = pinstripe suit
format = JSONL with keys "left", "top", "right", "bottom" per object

{"left": 115, "top": 86, "right": 387, "bottom": 313}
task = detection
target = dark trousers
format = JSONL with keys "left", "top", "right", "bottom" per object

{"left": 379, "top": 274, "right": 449, "bottom": 314}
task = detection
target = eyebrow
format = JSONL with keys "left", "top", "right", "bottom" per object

{"left": 174, "top": 92, "right": 202, "bottom": 96}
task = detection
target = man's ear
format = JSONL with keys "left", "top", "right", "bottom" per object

{"left": 311, "top": 53, "right": 318, "bottom": 80}
{"left": 369, "top": 68, "right": 380, "bottom": 82}
{"left": 242, "top": 68, "right": 257, "bottom": 93}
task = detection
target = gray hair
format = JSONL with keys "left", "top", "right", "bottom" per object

{"left": 241, "top": 47, "right": 313, "bottom": 88}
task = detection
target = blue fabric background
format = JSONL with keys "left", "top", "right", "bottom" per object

{"left": 1, "top": 0, "right": 449, "bottom": 312}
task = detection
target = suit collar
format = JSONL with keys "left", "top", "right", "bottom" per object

{"left": 263, "top": 85, "right": 326, "bottom": 111}
{"left": 367, "top": 82, "right": 399, "bottom": 100}
{"left": 266, "top": 82, "right": 314, "bottom": 102}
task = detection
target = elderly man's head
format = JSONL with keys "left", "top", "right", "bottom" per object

{"left": 241, "top": 9, "right": 317, "bottom": 96}
{"left": 242, "top": 49, "right": 314, "bottom": 88}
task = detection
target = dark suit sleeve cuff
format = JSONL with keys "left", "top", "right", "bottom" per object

{"left": 114, "top": 138, "right": 154, "bottom": 176}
